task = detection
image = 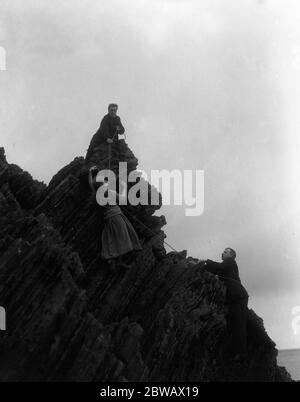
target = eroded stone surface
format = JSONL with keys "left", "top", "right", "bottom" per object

{"left": 0, "top": 145, "right": 291, "bottom": 381}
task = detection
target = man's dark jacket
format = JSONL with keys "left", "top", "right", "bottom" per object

{"left": 86, "top": 114, "right": 125, "bottom": 160}
{"left": 205, "top": 259, "right": 248, "bottom": 303}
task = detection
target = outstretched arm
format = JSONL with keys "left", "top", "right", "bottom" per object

{"left": 204, "top": 259, "right": 222, "bottom": 275}
{"left": 196, "top": 259, "right": 221, "bottom": 274}
{"left": 105, "top": 188, "right": 127, "bottom": 205}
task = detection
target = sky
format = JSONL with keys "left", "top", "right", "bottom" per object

{"left": 1, "top": 0, "right": 300, "bottom": 349}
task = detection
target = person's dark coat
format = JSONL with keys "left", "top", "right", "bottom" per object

{"left": 204, "top": 258, "right": 249, "bottom": 355}
{"left": 205, "top": 259, "right": 248, "bottom": 303}
{"left": 86, "top": 114, "right": 125, "bottom": 160}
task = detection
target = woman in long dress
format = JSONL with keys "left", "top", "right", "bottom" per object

{"left": 88, "top": 166, "right": 142, "bottom": 271}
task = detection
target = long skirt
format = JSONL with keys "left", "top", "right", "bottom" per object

{"left": 101, "top": 210, "right": 142, "bottom": 260}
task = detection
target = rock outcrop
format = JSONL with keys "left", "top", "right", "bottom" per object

{"left": 0, "top": 142, "right": 292, "bottom": 381}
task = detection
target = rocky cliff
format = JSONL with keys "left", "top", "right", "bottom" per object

{"left": 0, "top": 141, "right": 292, "bottom": 381}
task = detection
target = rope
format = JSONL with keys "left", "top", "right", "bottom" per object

{"left": 108, "top": 142, "right": 111, "bottom": 171}
{"left": 96, "top": 131, "right": 180, "bottom": 254}
{"left": 107, "top": 130, "right": 118, "bottom": 171}
{"left": 122, "top": 206, "right": 179, "bottom": 253}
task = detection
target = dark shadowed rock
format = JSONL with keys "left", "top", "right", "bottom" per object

{"left": 0, "top": 141, "right": 292, "bottom": 381}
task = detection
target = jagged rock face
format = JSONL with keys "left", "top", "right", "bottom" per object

{"left": 0, "top": 144, "right": 292, "bottom": 381}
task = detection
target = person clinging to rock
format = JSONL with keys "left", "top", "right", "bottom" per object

{"left": 86, "top": 103, "right": 125, "bottom": 161}
{"left": 199, "top": 248, "right": 249, "bottom": 361}
{"left": 88, "top": 166, "right": 142, "bottom": 272}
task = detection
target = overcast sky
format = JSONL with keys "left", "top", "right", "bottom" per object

{"left": 1, "top": 0, "right": 300, "bottom": 349}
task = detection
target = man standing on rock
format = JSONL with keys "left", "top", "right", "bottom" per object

{"left": 200, "top": 248, "right": 249, "bottom": 360}
{"left": 86, "top": 103, "right": 125, "bottom": 161}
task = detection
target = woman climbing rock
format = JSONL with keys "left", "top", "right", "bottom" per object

{"left": 88, "top": 166, "right": 142, "bottom": 272}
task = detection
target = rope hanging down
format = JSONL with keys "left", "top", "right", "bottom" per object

{"left": 108, "top": 142, "right": 111, "bottom": 171}
{"left": 107, "top": 130, "right": 120, "bottom": 171}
